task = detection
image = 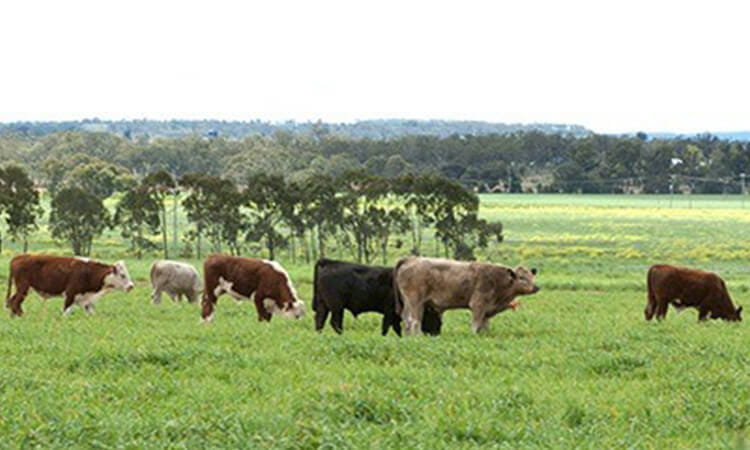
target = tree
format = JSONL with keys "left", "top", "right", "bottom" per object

{"left": 62, "top": 159, "right": 133, "bottom": 200}
{"left": 297, "top": 175, "right": 342, "bottom": 258}
{"left": 50, "top": 186, "right": 109, "bottom": 256}
{"left": 143, "top": 170, "right": 176, "bottom": 258}
{"left": 243, "top": 173, "right": 295, "bottom": 260}
{"left": 337, "top": 171, "right": 401, "bottom": 263}
{"left": 180, "top": 173, "right": 244, "bottom": 257}
{"left": 114, "top": 185, "right": 161, "bottom": 258}
{"left": 0, "top": 165, "right": 42, "bottom": 252}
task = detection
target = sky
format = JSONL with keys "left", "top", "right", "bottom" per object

{"left": 1, "top": 0, "right": 748, "bottom": 134}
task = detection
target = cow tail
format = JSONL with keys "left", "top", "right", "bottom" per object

{"left": 645, "top": 266, "right": 657, "bottom": 320}
{"left": 392, "top": 258, "right": 408, "bottom": 316}
{"left": 4, "top": 263, "right": 13, "bottom": 308}
{"left": 149, "top": 262, "right": 157, "bottom": 289}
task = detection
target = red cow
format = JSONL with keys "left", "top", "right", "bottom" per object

{"left": 5, "top": 254, "right": 134, "bottom": 317}
{"left": 201, "top": 254, "right": 305, "bottom": 322}
{"left": 646, "top": 264, "right": 742, "bottom": 322}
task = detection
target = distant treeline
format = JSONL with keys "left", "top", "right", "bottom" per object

{"left": 0, "top": 119, "right": 591, "bottom": 140}
{"left": 1, "top": 129, "right": 750, "bottom": 194}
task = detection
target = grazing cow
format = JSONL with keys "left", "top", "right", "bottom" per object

{"left": 150, "top": 260, "right": 202, "bottom": 304}
{"left": 5, "top": 254, "right": 134, "bottom": 317}
{"left": 645, "top": 264, "right": 742, "bottom": 322}
{"left": 394, "top": 256, "right": 540, "bottom": 335}
{"left": 201, "top": 254, "right": 305, "bottom": 322}
{"left": 313, "top": 258, "right": 442, "bottom": 336}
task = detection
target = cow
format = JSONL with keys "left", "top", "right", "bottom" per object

{"left": 394, "top": 256, "right": 540, "bottom": 335}
{"left": 150, "top": 260, "right": 202, "bottom": 304}
{"left": 645, "top": 264, "right": 742, "bottom": 322}
{"left": 201, "top": 254, "right": 305, "bottom": 323}
{"left": 312, "top": 258, "right": 442, "bottom": 336}
{"left": 4, "top": 254, "right": 134, "bottom": 317}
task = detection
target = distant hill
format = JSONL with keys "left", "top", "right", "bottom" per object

{"left": 644, "top": 131, "right": 750, "bottom": 141}
{"left": 0, "top": 118, "right": 592, "bottom": 140}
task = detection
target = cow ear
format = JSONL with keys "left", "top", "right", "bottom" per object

{"left": 507, "top": 268, "right": 517, "bottom": 280}
{"left": 531, "top": 268, "right": 538, "bottom": 276}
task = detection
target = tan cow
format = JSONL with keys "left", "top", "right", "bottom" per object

{"left": 394, "top": 256, "right": 540, "bottom": 335}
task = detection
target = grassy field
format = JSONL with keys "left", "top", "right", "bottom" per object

{"left": 1, "top": 194, "right": 749, "bottom": 448}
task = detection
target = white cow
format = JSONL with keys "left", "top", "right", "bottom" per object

{"left": 150, "top": 260, "right": 202, "bottom": 304}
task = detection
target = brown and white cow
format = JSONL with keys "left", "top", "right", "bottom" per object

{"left": 201, "top": 254, "right": 305, "bottom": 323}
{"left": 394, "top": 256, "right": 540, "bottom": 335}
{"left": 645, "top": 264, "right": 742, "bottom": 322}
{"left": 4, "top": 254, "right": 134, "bottom": 317}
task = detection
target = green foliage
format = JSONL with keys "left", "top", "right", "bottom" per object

{"left": 243, "top": 173, "right": 296, "bottom": 260}
{"left": 0, "top": 165, "right": 42, "bottom": 252}
{"left": 180, "top": 173, "right": 244, "bottom": 257}
{"left": 5, "top": 127, "right": 750, "bottom": 195}
{"left": 114, "top": 185, "right": 161, "bottom": 259}
{"left": 49, "top": 186, "right": 109, "bottom": 256}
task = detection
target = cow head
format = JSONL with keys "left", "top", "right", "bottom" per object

{"left": 263, "top": 298, "right": 306, "bottom": 319}
{"left": 105, "top": 261, "right": 135, "bottom": 292}
{"left": 262, "top": 260, "right": 306, "bottom": 319}
{"left": 509, "top": 266, "right": 540, "bottom": 295}
{"left": 728, "top": 305, "right": 743, "bottom": 322}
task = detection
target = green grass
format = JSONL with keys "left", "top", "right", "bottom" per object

{"left": 1, "top": 194, "right": 750, "bottom": 448}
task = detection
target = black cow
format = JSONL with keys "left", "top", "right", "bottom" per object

{"left": 313, "top": 258, "right": 442, "bottom": 335}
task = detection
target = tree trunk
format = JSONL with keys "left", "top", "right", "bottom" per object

{"left": 316, "top": 225, "right": 325, "bottom": 258}
{"left": 303, "top": 232, "right": 310, "bottom": 264}
{"left": 162, "top": 202, "right": 169, "bottom": 259}
{"left": 172, "top": 191, "right": 179, "bottom": 254}
{"left": 381, "top": 237, "right": 388, "bottom": 265}
{"left": 137, "top": 226, "right": 143, "bottom": 259}
{"left": 267, "top": 234, "right": 275, "bottom": 260}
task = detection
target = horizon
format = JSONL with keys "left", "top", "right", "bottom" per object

{"left": 0, "top": 116, "right": 747, "bottom": 137}
{"left": 2, "top": 1, "right": 749, "bottom": 135}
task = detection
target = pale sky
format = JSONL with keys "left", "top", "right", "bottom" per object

{"left": 1, "top": 0, "right": 748, "bottom": 134}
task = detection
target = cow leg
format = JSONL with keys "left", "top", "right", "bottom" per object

{"left": 381, "top": 314, "right": 393, "bottom": 336}
{"left": 401, "top": 301, "right": 424, "bottom": 336}
{"left": 698, "top": 305, "right": 710, "bottom": 321}
{"left": 167, "top": 292, "right": 178, "bottom": 303}
{"left": 151, "top": 288, "right": 162, "bottom": 305}
{"left": 63, "top": 292, "right": 76, "bottom": 315}
{"left": 392, "top": 316, "right": 403, "bottom": 336}
{"left": 315, "top": 303, "right": 330, "bottom": 332}
{"left": 471, "top": 309, "right": 489, "bottom": 333}
{"left": 8, "top": 281, "right": 29, "bottom": 317}
{"left": 645, "top": 291, "right": 657, "bottom": 321}
{"left": 330, "top": 309, "right": 344, "bottom": 334}
{"left": 253, "top": 294, "right": 273, "bottom": 322}
{"left": 186, "top": 291, "right": 199, "bottom": 304}
{"left": 655, "top": 298, "right": 669, "bottom": 321}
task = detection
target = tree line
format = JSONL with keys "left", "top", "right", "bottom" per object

{"left": 0, "top": 165, "right": 503, "bottom": 262}
{"left": 2, "top": 130, "right": 750, "bottom": 195}
{"left": 0, "top": 118, "right": 590, "bottom": 140}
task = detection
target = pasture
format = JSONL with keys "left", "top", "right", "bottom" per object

{"left": 1, "top": 194, "right": 749, "bottom": 448}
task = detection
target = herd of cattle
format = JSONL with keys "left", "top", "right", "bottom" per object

{"left": 3, "top": 254, "right": 743, "bottom": 333}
